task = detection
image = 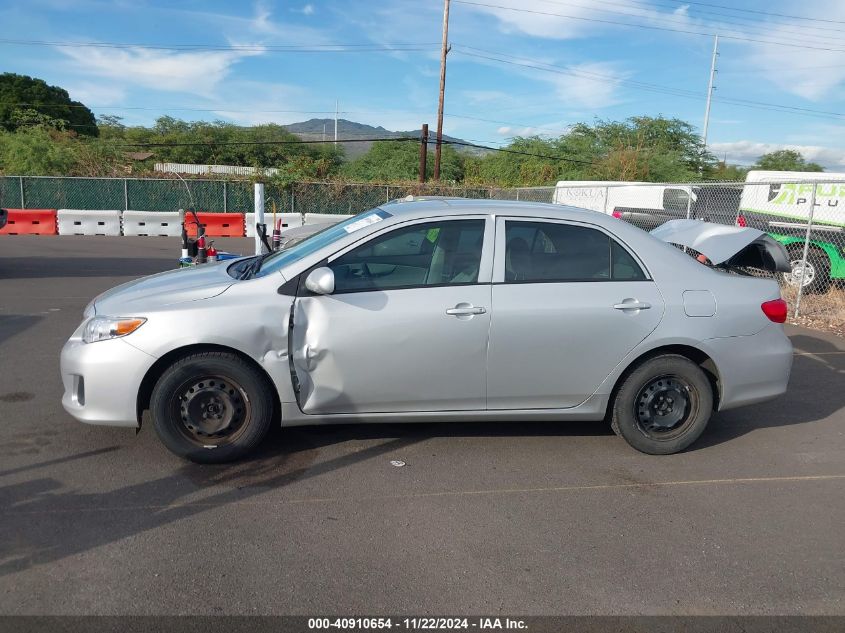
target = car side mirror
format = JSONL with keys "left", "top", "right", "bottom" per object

{"left": 304, "top": 267, "right": 335, "bottom": 295}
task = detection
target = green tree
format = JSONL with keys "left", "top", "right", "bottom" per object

{"left": 753, "top": 149, "right": 823, "bottom": 172}
{"left": 121, "top": 117, "right": 344, "bottom": 173}
{"left": 467, "top": 116, "right": 715, "bottom": 186}
{"left": 0, "top": 73, "right": 98, "bottom": 136}
{"left": 341, "top": 140, "right": 464, "bottom": 182}
{"left": 0, "top": 127, "right": 77, "bottom": 174}
{"left": 709, "top": 161, "right": 748, "bottom": 181}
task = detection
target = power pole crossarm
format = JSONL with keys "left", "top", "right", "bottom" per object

{"left": 434, "top": 0, "right": 451, "bottom": 181}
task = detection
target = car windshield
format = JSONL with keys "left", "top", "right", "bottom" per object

{"left": 253, "top": 209, "right": 393, "bottom": 278}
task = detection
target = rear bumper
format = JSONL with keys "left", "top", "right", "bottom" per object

{"left": 61, "top": 336, "right": 157, "bottom": 427}
{"left": 704, "top": 324, "right": 793, "bottom": 411}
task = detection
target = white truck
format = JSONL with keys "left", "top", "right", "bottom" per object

{"left": 555, "top": 173, "right": 844, "bottom": 292}
{"left": 553, "top": 180, "right": 741, "bottom": 230}
{"left": 736, "top": 170, "right": 845, "bottom": 293}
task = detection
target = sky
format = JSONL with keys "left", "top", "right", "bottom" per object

{"left": 2, "top": 0, "right": 845, "bottom": 168}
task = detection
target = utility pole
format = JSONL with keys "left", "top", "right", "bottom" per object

{"left": 334, "top": 99, "right": 339, "bottom": 146}
{"left": 701, "top": 35, "right": 719, "bottom": 164}
{"left": 434, "top": 0, "right": 451, "bottom": 181}
{"left": 419, "top": 123, "right": 429, "bottom": 183}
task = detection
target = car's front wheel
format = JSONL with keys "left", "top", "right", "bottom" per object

{"left": 610, "top": 354, "right": 713, "bottom": 455}
{"left": 150, "top": 351, "right": 273, "bottom": 463}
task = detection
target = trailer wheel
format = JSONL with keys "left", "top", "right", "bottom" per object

{"left": 783, "top": 247, "right": 830, "bottom": 294}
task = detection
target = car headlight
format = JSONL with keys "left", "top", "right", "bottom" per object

{"left": 82, "top": 316, "right": 146, "bottom": 344}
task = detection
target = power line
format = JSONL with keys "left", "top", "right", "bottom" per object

{"left": 452, "top": 0, "right": 845, "bottom": 53}
{"left": 0, "top": 38, "right": 438, "bottom": 52}
{"left": 452, "top": 46, "right": 845, "bottom": 122}
{"left": 115, "top": 137, "right": 420, "bottom": 148}
{"left": 538, "top": 0, "right": 845, "bottom": 38}
{"left": 443, "top": 139, "right": 592, "bottom": 164}
{"left": 113, "top": 134, "right": 594, "bottom": 165}
{"left": 650, "top": 0, "right": 845, "bottom": 25}
{"left": 455, "top": 45, "right": 703, "bottom": 98}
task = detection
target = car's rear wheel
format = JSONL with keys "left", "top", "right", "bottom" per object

{"left": 783, "top": 247, "right": 830, "bottom": 294}
{"left": 150, "top": 351, "right": 273, "bottom": 463}
{"left": 610, "top": 355, "right": 713, "bottom": 455}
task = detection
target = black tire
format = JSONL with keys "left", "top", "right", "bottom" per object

{"left": 610, "top": 354, "right": 713, "bottom": 455}
{"left": 150, "top": 351, "right": 274, "bottom": 463}
{"left": 784, "top": 247, "right": 830, "bottom": 295}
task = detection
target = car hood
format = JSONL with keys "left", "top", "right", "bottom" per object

{"left": 91, "top": 260, "right": 241, "bottom": 315}
{"left": 651, "top": 219, "right": 790, "bottom": 272}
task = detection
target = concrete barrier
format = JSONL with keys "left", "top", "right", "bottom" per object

{"left": 57, "top": 209, "right": 122, "bottom": 236}
{"left": 304, "top": 213, "right": 352, "bottom": 225}
{"left": 123, "top": 210, "right": 183, "bottom": 237}
{"left": 245, "top": 212, "right": 302, "bottom": 237}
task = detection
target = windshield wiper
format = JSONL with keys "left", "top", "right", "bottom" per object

{"left": 238, "top": 252, "right": 273, "bottom": 280}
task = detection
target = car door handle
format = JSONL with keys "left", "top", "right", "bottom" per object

{"left": 446, "top": 306, "right": 486, "bottom": 316}
{"left": 613, "top": 300, "right": 651, "bottom": 311}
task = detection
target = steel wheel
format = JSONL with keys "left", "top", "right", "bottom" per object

{"left": 171, "top": 374, "right": 251, "bottom": 446}
{"left": 784, "top": 258, "right": 815, "bottom": 288}
{"left": 633, "top": 374, "right": 699, "bottom": 441}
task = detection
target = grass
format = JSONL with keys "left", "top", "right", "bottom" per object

{"left": 782, "top": 284, "right": 845, "bottom": 337}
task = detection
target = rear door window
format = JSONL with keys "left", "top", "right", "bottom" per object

{"left": 503, "top": 221, "right": 646, "bottom": 282}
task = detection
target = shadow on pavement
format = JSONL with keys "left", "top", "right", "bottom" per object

{"left": 0, "top": 315, "right": 43, "bottom": 347}
{"left": 0, "top": 433, "right": 422, "bottom": 577}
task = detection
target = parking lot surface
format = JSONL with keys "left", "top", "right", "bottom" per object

{"left": 1, "top": 235, "right": 844, "bottom": 616}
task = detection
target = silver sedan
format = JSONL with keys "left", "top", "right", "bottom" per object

{"left": 61, "top": 199, "right": 793, "bottom": 462}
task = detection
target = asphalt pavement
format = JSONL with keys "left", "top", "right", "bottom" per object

{"left": 0, "top": 235, "right": 843, "bottom": 616}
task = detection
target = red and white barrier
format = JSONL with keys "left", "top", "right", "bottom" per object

{"left": 57, "top": 209, "right": 122, "bottom": 236}
{"left": 245, "top": 212, "right": 302, "bottom": 237}
{"left": 184, "top": 212, "right": 245, "bottom": 238}
{"left": 123, "top": 211, "right": 183, "bottom": 237}
{"left": 0, "top": 209, "right": 58, "bottom": 235}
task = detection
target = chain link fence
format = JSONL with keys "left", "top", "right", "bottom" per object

{"left": 1, "top": 175, "right": 843, "bottom": 332}
{"left": 496, "top": 180, "right": 845, "bottom": 332}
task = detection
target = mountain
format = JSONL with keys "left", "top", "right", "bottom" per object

{"left": 283, "top": 118, "right": 489, "bottom": 159}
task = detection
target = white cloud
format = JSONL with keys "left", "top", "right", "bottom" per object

{"left": 299, "top": 4, "right": 315, "bottom": 16}
{"left": 735, "top": 1, "right": 845, "bottom": 101}
{"left": 457, "top": 0, "right": 691, "bottom": 40}
{"left": 554, "top": 62, "right": 627, "bottom": 108}
{"left": 711, "top": 140, "right": 845, "bottom": 170}
{"left": 63, "top": 81, "right": 126, "bottom": 107}
{"left": 56, "top": 46, "right": 263, "bottom": 97}
{"left": 208, "top": 81, "right": 312, "bottom": 126}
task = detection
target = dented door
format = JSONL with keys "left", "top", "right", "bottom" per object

{"left": 291, "top": 285, "right": 491, "bottom": 414}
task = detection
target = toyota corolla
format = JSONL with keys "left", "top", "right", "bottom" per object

{"left": 61, "top": 198, "right": 793, "bottom": 462}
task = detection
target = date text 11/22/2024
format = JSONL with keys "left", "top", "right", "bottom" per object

{"left": 307, "top": 617, "right": 528, "bottom": 630}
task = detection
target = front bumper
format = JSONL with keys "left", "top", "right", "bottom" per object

{"left": 61, "top": 335, "right": 158, "bottom": 427}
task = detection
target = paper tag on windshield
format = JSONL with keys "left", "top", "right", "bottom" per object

{"left": 343, "top": 210, "right": 391, "bottom": 233}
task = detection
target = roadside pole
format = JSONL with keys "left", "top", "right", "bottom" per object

{"left": 419, "top": 123, "right": 429, "bottom": 183}
{"left": 433, "top": 0, "right": 450, "bottom": 181}
{"left": 794, "top": 182, "right": 817, "bottom": 317}
{"left": 254, "top": 182, "right": 265, "bottom": 256}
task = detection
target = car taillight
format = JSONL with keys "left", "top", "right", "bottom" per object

{"left": 761, "top": 299, "right": 787, "bottom": 323}
{"left": 736, "top": 214, "right": 747, "bottom": 227}
{"left": 612, "top": 208, "right": 622, "bottom": 219}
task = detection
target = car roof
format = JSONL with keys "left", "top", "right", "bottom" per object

{"left": 379, "top": 197, "right": 606, "bottom": 222}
